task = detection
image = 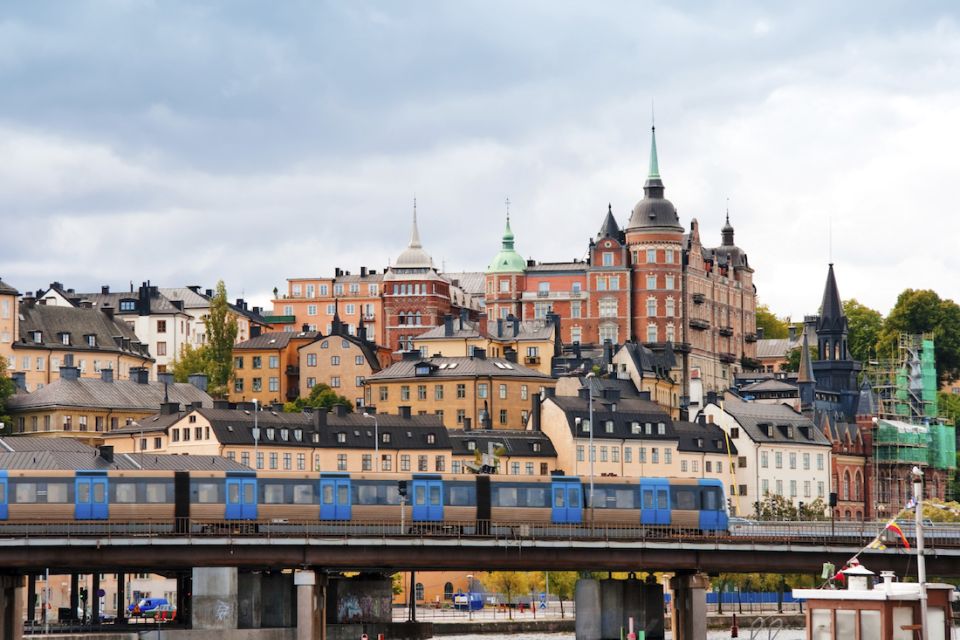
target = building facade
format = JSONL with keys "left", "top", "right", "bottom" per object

{"left": 297, "top": 317, "right": 390, "bottom": 408}
{"left": 230, "top": 330, "right": 319, "bottom": 406}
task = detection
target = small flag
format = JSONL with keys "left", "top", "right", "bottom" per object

{"left": 833, "top": 570, "right": 846, "bottom": 583}
{"left": 885, "top": 521, "right": 911, "bottom": 549}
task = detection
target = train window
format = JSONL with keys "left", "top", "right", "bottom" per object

{"left": 47, "top": 483, "right": 69, "bottom": 503}
{"left": 596, "top": 488, "right": 634, "bottom": 509}
{"left": 322, "top": 485, "right": 334, "bottom": 504}
{"left": 244, "top": 483, "right": 255, "bottom": 504}
{"left": 338, "top": 484, "right": 349, "bottom": 505}
{"left": 93, "top": 483, "right": 105, "bottom": 503}
{"left": 264, "top": 485, "right": 284, "bottom": 504}
{"left": 116, "top": 483, "right": 137, "bottom": 503}
{"left": 671, "top": 487, "right": 698, "bottom": 510}
{"left": 145, "top": 483, "right": 167, "bottom": 503}
{"left": 16, "top": 483, "right": 37, "bottom": 503}
{"left": 293, "top": 484, "right": 315, "bottom": 504}
{"left": 447, "top": 485, "right": 475, "bottom": 506}
{"left": 196, "top": 483, "right": 219, "bottom": 503}
{"left": 569, "top": 487, "right": 581, "bottom": 507}
{"left": 525, "top": 487, "right": 548, "bottom": 508}
{"left": 495, "top": 487, "right": 518, "bottom": 507}
{"left": 643, "top": 491, "right": 654, "bottom": 509}
{"left": 702, "top": 487, "right": 721, "bottom": 511}
{"left": 429, "top": 486, "right": 441, "bottom": 506}
{"left": 657, "top": 492, "right": 667, "bottom": 510}
{"left": 356, "top": 484, "right": 379, "bottom": 505}
{"left": 228, "top": 483, "right": 240, "bottom": 504}
{"left": 554, "top": 489, "right": 564, "bottom": 507}
{"left": 77, "top": 482, "right": 90, "bottom": 504}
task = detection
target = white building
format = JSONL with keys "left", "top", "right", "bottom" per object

{"left": 697, "top": 392, "right": 832, "bottom": 517}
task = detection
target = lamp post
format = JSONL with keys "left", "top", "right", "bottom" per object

{"left": 466, "top": 574, "right": 474, "bottom": 620}
{"left": 363, "top": 413, "right": 379, "bottom": 471}
{"left": 585, "top": 373, "right": 597, "bottom": 511}
{"left": 252, "top": 399, "right": 260, "bottom": 470}
{"left": 912, "top": 466, "right": 928, "bottom": 640}
{"left": 131, "top": 421, "right": 143, "bottom": 465}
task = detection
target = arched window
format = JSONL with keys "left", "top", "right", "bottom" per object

{"left": 854, "top": 471, "right": 863, "bottom": 501}
{"left": 415, "top": 583, "right": 425, "bottom": 601}
{"left": 856, "top": 511, "right": 863, "bottom": 521}
{"left": 844, "top": 510, "right": 852, "bottom": 521}
{"left": 842, "top": 471, "right": 851, "bottom": 501}
{"left": 444, "top": 582, "right": 454, "bottom": 600}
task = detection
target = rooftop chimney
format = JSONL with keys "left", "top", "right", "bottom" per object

{"left": 100, "top": 368, "right": 114, "bottom": 383}
{"left": 472, "top": 347, "right": 486, "bottom": 360}
{"left": 496, "top": 318, "right": 504, "bottom": 338}
{"left": 463, "top": 417, "right": 472, "bottom": 432}
{"left": 101, "top": 305, "right": 115, "bottom": 321}
{"left": 98, "top": 445, "right": 114, "bottom": 463}
{"left": 59, "top": 363, "right": 80, "bottom": 381}
{"left": 788, "top": 325, "right": 797, "bottom": 341}
{"left": 212, "top": 399, "right": 230, "bottom": 409}
{"left": 333, "top": 404, "right": 347, "bottom": 417}
{"left": 313, "top": 408, "right": 328, "bottom": 429}
{"left": 399, "top": 406, "right": 412, "bottom": 419}
{"left": 160, "top": 402, "right": 181, "bottom": 416}
{"left": 444, "top": 314, "right": 454, "bottom": 337}
{"left": 360, "top": 266, "right": 367, "bottom": 278}
{"left": 250, "top": 325, "right": 262, "bottom": 338}
{"left": 101, "top": 285, "right": 110, "bottom": 295}
{"left": 158, "top": 372, "right": 175, "bottom": 387}
{"left": 129, "top": 367, "right": 149, "bottom": 384}
{"left": 188, "top": 373, "right": 208, "bottom": 392}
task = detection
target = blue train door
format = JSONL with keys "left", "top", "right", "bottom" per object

{"left": 698, "top": 481, "right": 723, "bottom": 531}
{"left": 551, "top": 480, "right": 582, "bottom": 524}
{"left": 320, "top": 476, "right": 351, "bottom": 520}
{"left": 412, "top": 476, "right": 443, "bottom": 521}
{"left": 225, "top": 475, "right": 258, "bottom": 520}
{"left": 640, "top": 479, "right": 670, "bottom": 526}
{"left": 75, "top": 472, "right": 108, "bottom": 520}
{"left": 0, "top": 471, "right": 7, "bottom": 520}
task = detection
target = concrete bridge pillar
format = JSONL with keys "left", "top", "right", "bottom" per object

{"left": 0, "top": 575, "right": 24, "bottom": 640}
{"left": 238, "top": 571, "right": 263, "bottom": 629}
{"left": 192, "top": 567, "right": 238, "bottom": 629}
{"left": 669, "top": 572, "right": 709, "bottom": 640}
{"left": 574, "top": 577, "right": 601, "bottom": 640}
{"left": 296, "top": 569, "right": 327, "bottom": 640}
{"left": 600, "top": 578, "right": 624, "bottom": 640}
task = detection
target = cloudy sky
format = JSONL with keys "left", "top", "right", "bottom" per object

{"left": 1, "top": 1, "right": 958, "bottom": 319}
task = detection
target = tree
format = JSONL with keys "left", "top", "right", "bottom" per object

{"left": 843, "top": 299, "right": 884, "bottom": 363}
{"left": 204, "top": 281, "right": 239, "bottom": 397}
{"left": 284, "top": 383, "right": 353, "bottom": 413}
{"left": 485, "top": 572, "right": 530, "bottom": 619}
{"left": 0, "top": 356, "right": 15, "bottom": 431}
{"left": 170, "top": 343, "right": 213, "bottom": 383}
{"left": 756, "top": 304, "right": 789, "bottom": 339}
{"left": 783, "top": 345, "right": 818, "bottom": 373}
{"left": 880, "top": 289, "right": 960, "bottom": 383}
{"left": 754, "top": 494, "right": 827, "bottom": 521}
{"left": 545, "top": 571, "right": 578, "bottom": 618}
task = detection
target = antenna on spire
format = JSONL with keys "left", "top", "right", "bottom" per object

{"left": 505, "top": 196, "right": 511, "bottom": 223}
{"left": 829, "top": 216, "right": 833, "bottom": 264}
{"left": 726, "top": 197, "right": 730, "bottom": 224}
{"left": 651, "top": 98, "right": 656, "bottom": 131}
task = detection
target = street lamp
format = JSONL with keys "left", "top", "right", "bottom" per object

{"left": 131, "top": 421, "right": 143, "bottom": 464}
{"left": 252, "top": 399, "right": 260, "bottom": 470}
{"left": 363, "top": 413, "right": 379, "bottom": 471}
{"left": 912, "top": 466, "right": 928, "bottom": 640}
{"left": 584, "top": 373, "right": 598, "bottom": 510}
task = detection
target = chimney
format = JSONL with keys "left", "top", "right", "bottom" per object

{"left": 573, "top": 341, "right": 581, "bottom": 359}
{"left": 706, "top": 391, "right": 719, "bottom": 407}
{"left": 158, "top": 372, "right": 175, "bottom": 387}
{"left": 333, "top": 404, "right": 347, "bottom": 417}
{"left": 205, "top": 289, "right": 213, "bottom": 298}
{"left": 129, "top": 367, "right": 150, "bottom": 384}
{"left": 496, "top": 318, "right": 504, "bottom": 338}
{"left": 59, "top": 363, "right": 80, "bottom": 381}
{"left": 472, "top": 347, "right": 486, "bottom": 360}
{"left": 160, "top": 402, "right": 181, "bottom": 416}
{"left": 98, "top": 445, "right": 114, "bottom": 463}
{"left": 504, "top": 347, "right": 518, "bottom": 364}
{"left": 101, "top": 285, "right": 110, "bottom": 295}
{"left": 399, "top": 406, "right": 412, "bottom": 419}
{"left": 64, "top": 354, "right": 74, "bottom": 367}
{"left": 512, "top": 315, "right": 520, "bottom": 337}
{"left": 402, "top": 351, "right": 421, "bottom": 362}
{"left": 459, "top": 308, "right": 468, "bottom": 329}
{"left": 637, "top": 390, "right": 652, "bottom": 401}
{"left": 756, "top": 327, "right": 765, "bottom": 340}
{"left": 250, "top": 325, "right": 262, "bottom": 338}
{"left": 788, "top": 325, "right": 797, "bottom": 341}
{"left": 463, "top": 417, "right": 472, "bottom": 432}
{"left": 100, "top": 368, "right": 114, "bottom": 383}
{"left": 235, "top": 298, "right": 244, "bottom": 310}
{"left": 191, "top": 400, "right": 203, "bottom": 410}
{"left": 138, "top": 282, "right": 151, "bottom": 316}
{"left": 302, "top": 323, "right": 310, "bottom": 333}
{"left": 603, "top": 339, "right": 613, "bottom": 367}
{"left": 101, "top": 305, "right": 115, "bottom": 321}
{"left": 531, "top": 396, "right": 542, "bottom": 432}
{"left": 313, "top": 408, "right": 328, "bottom": 429}
{"left": 697, "top": 413, "right": 707, "bottom": 425}
{"left": 11, "top": 371, "right": 26, "bottom": 392}
{"left": 213, "top": 399, "right": 231, "bottom": 409}
{"left": 188, "top": 373, "right": 208, "bottom": 392}
{"left": 443, "top": 314, "right": 454, "bottom": 337}
{"left": 360, "top": 266, "right": 367, "bottom": 277}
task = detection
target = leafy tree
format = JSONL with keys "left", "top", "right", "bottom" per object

{"left": 485, "top": 572, "right": 530, "bottom": 618}
{"left": 284, "top": 383, "right": 353, "bottom": 413}
{"left": 0, "top": 356, "right": 15, "bottom": 431}
{"left": 203, "top": 281, "right": 238, "bottom": 398}
{"left": 545, "top": 571, "right": 578, "bottom": 618}
{"left": 940, "top": 392, "right": 960, "bottom": 427}
{"left": 880, "top": 289, "right": 960, "bottom": 383}
{"left": 754, "top": 494, "right": 827, "bottom": 521}
{"left": 756, "top": 304, "right": 789, "bottom": 339}
{"left": 170, "top": 343, "right": 213, "bottom": 383}
{"left": 783, "top": 345, "right": 818, "bottom": 373}
{"left": 392, "top": 573, "right": 404, "bottom": 596}
{"left": 843, "top": 299, "right": 884, "bottom": 363}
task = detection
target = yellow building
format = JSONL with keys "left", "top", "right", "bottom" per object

{"left": 298, "top": 323, "right": 390, "bottom": 409}
{"left": 5, "top": 364, "right": 212, "bottom": 445}
{"left": 365, "top": 354, "right": 554, "bottom": 430}
{"left": 102, "top": 405, "right": 454, "bottom": 474}
{"left": 230, "top": 330, "right": 319, "bottom": 406}
{"left": 413, "top": 315, "right": 559, "bottom": 376}
{"left": 0, "top": 278, "right": 18, "bottom": 369}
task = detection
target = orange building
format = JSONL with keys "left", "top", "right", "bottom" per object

{"left": 273, "top": 269, "right": 385, "bottom": 343}
{"left": 230, "top": 330, "right": 319, "bottom": 405}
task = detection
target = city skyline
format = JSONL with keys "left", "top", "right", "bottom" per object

{"left": 1, "top": 2, "right": 958, "bottom": 319}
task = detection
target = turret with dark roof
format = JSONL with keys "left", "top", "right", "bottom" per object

{"left": 626, "top": 126, "right": 683, "bottom": 233}
{"left": 817, "top": 263, "right": 848, "bottom": 342}
{"left": 596, "top": 204, "right": 622, "bottom": 241}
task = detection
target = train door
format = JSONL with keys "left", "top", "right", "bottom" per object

{"left": 320, "top": 476, "right": 351, "bottom": 520}
{"left": 0, "top": 471, "right": 7, "bottom": 520}
{"left": 550, "top": 480, "right": 582, "bottom": 524}
{"left": 225, "top": 475, "right": 258, "bottom": 520}
{"left": 411, "top": 477, "right": 443, "bottom": 521}
{"left": 75, "top": 472, "right": 109, "bottom": 520}
{"left": 640, "top": 479, "right": 670, "bottom": 526}
{"left": 698, "top": 482, "right": 723, "bottom": 531}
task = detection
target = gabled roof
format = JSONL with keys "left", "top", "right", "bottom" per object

{"left": 547, "top": 395, "right": 673, "bottom": 440}
{"left": 17, "top": 303, "right": 151, "bottom": 359}
{"left": 709, "top": 395, "right": 829, "bottom": 447}
{"left": 301, "top": 333, "right": 384, "bottom": 373}
{"left": 740, "top": 379, "right": 799, "bottom": 394}
{"left": 235, "top": 330, "right": 319, "bottom": 350}
{"left": 447, "top": 429, "right": 557, "bottom": 457}
{"left": 7, "top": 378, "right": 212, "bottom": 412}
{"left": 0, "top": 438, "right": 249, "bottom": 471}
{"left": 617, "top": 342, "right": 676, "bottom": 375}
{"left": 755, "top": 338, "right": 798, "bottom": 359}
{"left": 443, "top": 272, "right": 485, "bottom": 297}
{"left": 80, "top": 291, "right": 186, "bottom": 316}
{"left": 673, "top": 421, "right": 738, "bottom": 455}
{"left": 367, "top": 356, "right": 551, "bottom": 381}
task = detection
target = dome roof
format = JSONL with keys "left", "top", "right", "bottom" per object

{"left": 626, "top": 126, "right": 684, "bottom": 233}
{"left": 394, "top": 207, "right": 434, "bottom": 269}
{"left": 487, "top": 216, "right": 526, "bottom": 274}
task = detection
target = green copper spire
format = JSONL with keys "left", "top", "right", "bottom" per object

{"left": 648, "top": 125, "right": 660, "bottom": 179}
{"left": 502, "top": 213, "right": 515, "bottom": 249}
{"left": 486, "top": 200, "right": 526, "bottom": 274}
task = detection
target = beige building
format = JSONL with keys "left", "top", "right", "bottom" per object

{"left": 298, "top": 320, "right": 391, "bottom": 408}
{"left": 0, "top": 278, "right": 18, "bottom": 369}
{"left": 610, "top": 342, "right": 682, "bottom": 418}
{"left": 365, "top": 354, "right": 554, "bottom": 430}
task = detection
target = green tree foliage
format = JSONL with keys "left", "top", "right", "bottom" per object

{"left": 783, "top": 345, "right": 818, "bottom": 373}
{"left": 843, "top": 299, "right": 884, "bottom": 363}
{"left": 284, "top": 383, "right": 353, "bottom": 413}
{"left": 880, "top": 289, "right": 960, "bottom": 383}
{"left": 485, "top": 572, "right": 531, "bottom": 618}
{"left": 754, "top": 494, "right": 828, "bottom": 521}
{"left": 756, "top": 304, "right": 789, "bottom": 339}
{"left": 940, "top": 392, "right": 960, "bottom": 427}
{"left": 545, "top": 571, "right": 578, "bottom": 618}
{"left": 205, "top": 280, "right": 238, "bottom": 397}
{"left": 170, "top": 343, "right": 213, "bottom": 383}
{"left": 0, "top": 356, "right": 16, "bottom": 430}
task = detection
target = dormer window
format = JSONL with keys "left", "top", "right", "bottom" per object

{"left": 337, "top": 432, "right": 346, "bottom": 443}
{"left": 427, "top": 433, "right": 436, "bottom": 444}
{"left": 605, "top": 420, "right": 614, "bottom": 433}
{"left": 785, "top": 425, "right": 794, "bottom": 438}
{"left": 280, "top": 429, "right": 288, "bottom": 441}
{"left": 32, "top": 331, "right": 42, "bottom": 343}
{"left": 696, "top": 438, "right": 704, "bottom": 448}
{"left": 294, "top": 429, "right": 302, "bottom": 442}
{"left": 657, "top": 422, "right": 666, "bottom": 435}
{"left": 60, "top": 332, "right": 70, "bottom": 346}
{"left": 532, "top": 442, "right": 541, "bottom": 452}
{"left": 119, "top": 299, "right": 136, "bottom": 311}
{"left": 631, "top": 422, "right": 641, "bottom": 434}
{"left": 466, "top": 440, "right": 476, "bottom": 451}
{"left": 415, "top": 364, "right": 432, "bottom": 376}
{"left": 86, "top": 334, "right": 96, "bottom": 347}
{"left": 382, "top": 432, "right": 391, "bottom": 444}
{"left": 266, "top": 428, "right": 275, "bottom": 440}
{"left": 312, "top": 433, "right": 320, "bottom": 443}
{"left": 645, "top": 423, "right": 653, "bottom": 435}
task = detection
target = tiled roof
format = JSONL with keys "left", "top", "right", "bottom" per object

{"left": 755, "top": 338, "right": 798, "bottom": 359}
{"left": 367, "top": 356, "right": 551, "bottom": 381}
{"left": 17, "top": 303, "right": 152, "bottom": 359}
{"left": 7, "top": 378, "right": 212, "bottom": 411}
{"left": 547, "top": 395, "right": 674, "bottom": 440}
{"left": 447, "top": 429, "right": 558, "bottom": 457}
{"left": 235, "top": 330, "right": 319, "bottom": 350}
{"left": 0, "top": 436, "right": 94, "bottom": 453}
{"left": 673, "top": 421, "right": 738, "bottom": 455}
{"left": 711, "top": 396, "right": 829, "bottom": 447}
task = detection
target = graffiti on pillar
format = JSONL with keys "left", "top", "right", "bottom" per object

{"left": 215, "top": 599, "right": 233, "bottom": 622}
{"left": 337, "top": 593, "right": 392, "bottom": 623}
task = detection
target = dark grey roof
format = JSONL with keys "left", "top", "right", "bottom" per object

{"left": 443, "top": 272, "right": 485, "bottom": 296}
{"left": 673, "top": 421, "right": 738, "bottom": 455}
{"left": 0, "top": 448, "right": 250, "bottom": 471}
{"left": 547, "top": 395, "right": 673, "bottom": 440}
{"left": 626, "top": 171, "right": 683, "bottom": 232}
{"left": 856, "top": 379, "right": 876, "bottom": 416}
{"left": 524, "top": 262, "right": 589, "bottom": 273}
{"left": 367, "top": 356, "right": 551, "bottom": 381}
{"left": 7, "top": 378, "right": 212, "bottom": 411}
{"left": 596, "top": 205, "right": 622, "bottom": 241}
{"left": 0, "top": 436, "right": 94, "bottom": 453}
{"left": 711, "top": 396, "right": 829, "bottom": 447}
{"left": 740, "top": 379, "right": 799, "bottom": 394}
{"left": 79, "top": 290, "right": 185, "bottom": 316}
{"left": 16, "top": 303, "right": 151, "bottom": 359}
{"left": 0, "top": 278, "right": 18, "bottom": 296}
{"left": 235, "top": 330, "right": 318, "bottom": 350}
{"left": 448, "top": 429, "right": 557, "bottom": 457}
{"left": 414, "top": 318, "right": 556, "bottom": 344}
{"left": 618, "top": 342, "right": 676, "bottom": 376}
{"left": 817, "top": 264, "right": 846, "bottom": 334}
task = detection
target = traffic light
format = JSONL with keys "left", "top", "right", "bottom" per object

{"left": 398, "top": 480, "right": 407, "bottom": 497}
{"left": 79, "top": 588, "right": 88, "bottom": 602}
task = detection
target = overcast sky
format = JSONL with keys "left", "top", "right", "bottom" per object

{"left": 1, "top": 1, "right": 958, "bottom": 319}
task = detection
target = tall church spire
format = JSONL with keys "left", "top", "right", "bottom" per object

{"left": 409, "top": 197, "right": 422, "bottom": 249}
{"left": 798, "top": 331, "right": 815, "bottom": 384}
{"left": 648, "top": 125, "right": 661, "bottom": 180}
{"left": 818, "top": 263, "right": 844, "bottom": 333}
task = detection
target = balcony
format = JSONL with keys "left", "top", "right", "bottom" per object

{"left": 719, "top": 326, "right": 734, "bottom": 337}
{"left": 692, "top": 293, "right": 706, "bottom": 304}
{"left": 521, "top": 290, "right": 584, "bottom": 301}
{"left": 285, "top": 365, "right": 300, "bottom": 376}
{"left": 362, "top": 314, "right": 376, "bottom": 322}
{"left": 537, "top": 290, "right": 550, "bottom": 298}
{"left": 745, "top": 332, "right": 758, "bottom": 343}
{"left": 719, "top": 352, "right": 737, "bottom": 364}
{"left": 690, "top": 319, "right": 710, "bottom": 330}
{"left": 524, "top": 356, "right": 541, "bottom": 365}
{"left": 673, "top": 342, "right": 692, "bottom": 353}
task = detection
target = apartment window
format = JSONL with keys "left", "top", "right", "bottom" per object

{"left": 400, "top": 385, "right": 410, "bottom": 400}
{"left": 456, "top": 409, "right": 465, "bottom": 424}
{"left": 331, "top": 356, "right": 340, "bottom": 366}
{"left": 454, "top": 383, "right": 465, "bottom": 399}
{"left": 646, "top": 275, "right": 657, "bottom": 289}
{"left": 334, "top": 284, "right": 344, "bottom": 296}
{"left": 283, "top": 453, "right": 292, "bottom": 470}
{"left": 241, "top": 452, "right": 250, "bottom": 467}
{"left": 355, "top": 376, "right": 364, "bottom": 387}
{"left": 417, "top": 455, "right": 428, "bottom": 472}
{"left": 775, "top": 451, "right": 783, "bottom": 469}
{"left": 235, "top": 356, "right": 244, "bottom": 369}
{"left": 664, "top": 448, "right": 672, "bottom": 464}
{"left": 804, "top": 480, "right": 811, "bottom": 498}
{"left": 269, "top": 377, "right": 279, "bottom": 392}
{"left": 602, "top": 252, "right": 614, "bottom": 266}
{"left": 307, "top": 305, "right": 317, "bottom": 316}
{"left": 665, "top": 249, "right": 674, "bottom": 263}
{"left": 646, "top": 298, "right": 657, "bottom": 317}
{"left": 499, "top": 409, "right": 507, "bottom": 425}
{"left": 571, "top": 301, "right": 582, "bottom": 318}
{"left": 418, "top": 385, "right": 427, "bottom": 400}
{"left": 570, "top": 326, "right": 582, "bottom": 343}
{"left": 306, "top": 353, "right": 317, "bottom": 367}
{"left": 436, "top": 456, "right": 446, "bottom": 472}
{"left": 400, "top": 455, "right": 411, "bottom": 471}
{"left": 576, "top": 445, "right": 584, "bottom": 462}
{"left": 646, "top": 325, "right": 657, "bottom": 343}
{"left": 818, "top": 481, "right": 825, "bottom": 498}
{"left": 498, "top": 384, "right": 507, "bottom": 399}
{"left": 435, "top": 385, "right": 444, "bottom": 400}
{"left": 612, "top": 447, "right": 620, "bottom": 463}
{"left": 297, "top": 453, "right": 305, "bottom": 470}
{"left": 651, "top": 447, "right": 659, "bottom": 464}
{"left": 252, "top": 356, "right": 262, "bottom": 369}
{"left": 817, "top": 453, "right": 825, "bottom": 470}
{"left": 803, "top": 453, "right": 811, "bottom": 470}
{"left": 790, "top": 480, "right": 798, "bottom": 498}
{"left": 646, "top": 249, "right": 656, "bottom": 263}
{"left": 761, "top": 479, "right": 769, "bottom": 495}
{"left": 157, "top": 320, "right": 167, "bottom": 333}
{"left": 511, "top": 462, "right": 520, "bottom": 475}
{"left": 639, "top": 447, "right": 647, "bottom": 463}
{"left": 379, "top": 386, "right": 388, "bottom": 401}
{"left": 705, "top": 460, "right": 712, "bottom": 472}
{"left": 478, "top": 383, "right": 488, "bottom": 399}
{"left": 269, "top": 355, "right": 279, "bottom": 368}
{"left": 760, "top": 451, "right": 768, "bottom": 468}
{"left": 775, "top": 479, "right": 783, "bottom": 496}
{"left": 252, "top": 377, "right": 262, "bottom": 391}
{"left": 624, "top": 447, "right": 632, "bottom": 463}
{"left": 337, "top": 454, "right": 347, "bottom": 471}
{"left": 156, "top": 342, "right": 167, "bottom": 356}
{"left": 605, "top": 420, "right": 614, "bottom": 434}
{"left": 355, "top": 355, "right": 364, "bottom": 365}
{"left": 330, "top": 376, "right": 340, "bottom": 388}
{"left": 256, "top": 452, "right": 264, "bottom": 469}
{"left": 789, "top": 452, "right": 797, "bottom": 469}
{"left": 362, "top": 454, "right": 372, "bottom": 471}
{"left": 345, "top": 303, "right": 355, "bottom": 314}
{"left": 665, "top": 275, "right": 675, "bottom": 290}
{"left": 599, "top": 298, "right": 618, "bottom": 317}
{"left": 665, "top": 298, "right": 675, "bottom": 317}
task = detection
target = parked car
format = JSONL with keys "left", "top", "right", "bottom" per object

{"left": 128, "top": 597, "right": 170, "bottom": 616}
